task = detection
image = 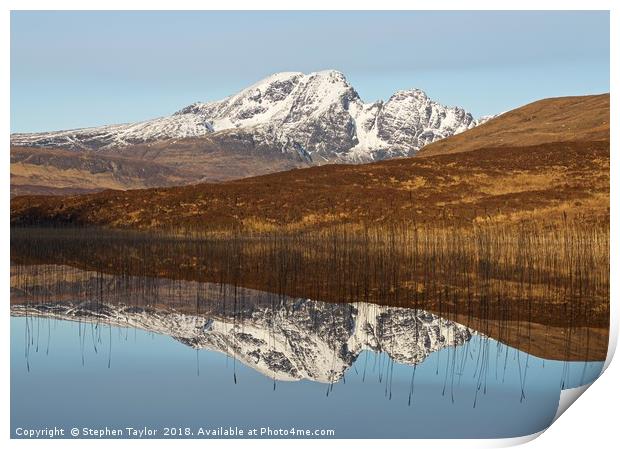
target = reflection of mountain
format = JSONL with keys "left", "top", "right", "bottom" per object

{"left": 10, "top": 262, "right": 609, "bottom": 363}
{"left": 11, "top": 298, "right": 472, "bottom": 383}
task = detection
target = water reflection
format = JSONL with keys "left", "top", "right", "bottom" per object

{"left": 10, "top": 227, "right": 609, "bottom": 438}
{"left": 11, "top": 263, "right": 604, "bottom": 391}
{"left": 11, "top": 226, "right": 610, "bottom": 362}
{"left": 11, "top": 303, "right": 603, "bottom": 439}
{"left": 13, "top": 296, "right": 475, "bottom": 383}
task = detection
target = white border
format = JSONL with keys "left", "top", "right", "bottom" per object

{"left": 2, "top": 2, "right": 617, "bottom": 448}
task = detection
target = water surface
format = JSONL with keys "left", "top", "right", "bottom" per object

{"left": 11, "top": 297, "right": 603, "bottom": 439}
{"left": 10, "top": 228, "right": 608, "bottom": 438}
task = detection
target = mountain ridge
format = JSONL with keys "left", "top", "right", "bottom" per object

{"left": 11, "top": 70, "right": 485, "bottom": 162}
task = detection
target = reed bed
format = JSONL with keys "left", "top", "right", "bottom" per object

{"left": 11, "top": 219, "right": 609, "bottom": 328}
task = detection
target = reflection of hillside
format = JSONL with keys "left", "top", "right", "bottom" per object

{"left": 11, "top": 225, "right": 609, "bottom": 328}
{"left": 10, "top": 264, "right": 608, "bottom": 361}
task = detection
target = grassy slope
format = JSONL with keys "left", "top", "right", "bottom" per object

{"left": 10, "top": 146, "right": 195, "bottom": 197}
{"left": 10, "top": 140, "right": 610, "bottom": 231}
{"left": 10, "top": 131, "right": 310, "bottom": 196}
{"left": 418, "top": 93, "right": 609, "bottom": 157}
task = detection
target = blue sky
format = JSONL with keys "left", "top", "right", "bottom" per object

{"left": 11, "top": 11, "right": 610, "bottom": 133}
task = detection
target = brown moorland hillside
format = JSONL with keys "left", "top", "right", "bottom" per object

{"left": 10, "top": 146, "right": 195, "bottom": 197}
{"left": 10, "top": 139, "right": 610, "bottom": 231}
{"left": 10, "top": 131, "right": 311, "bottom": 196}
{"left": 418, "top": 93, "right": 609, "bottom": 157}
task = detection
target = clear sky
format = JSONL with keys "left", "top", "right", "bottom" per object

{"left": 10, "top": 10, "right": 610, "bottom": 133}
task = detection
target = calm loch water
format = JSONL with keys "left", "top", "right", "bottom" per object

{"left": 11, "top": 285, "right": 603, "bottom": 439}
{"left": 10, "top": 229, "right": 607, "bottom": 439}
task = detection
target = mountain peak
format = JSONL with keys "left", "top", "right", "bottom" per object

{"left": 308, "top": 69, "right": 348, "bottom": 81}
{"left": 392, "top": 88, "right": 429, "bottom": 100}
{"left": 11, "top": 70, "right": 482, "bottom": 162}
{"left": 244, "top": 70, "right": 305, "bottom": 91}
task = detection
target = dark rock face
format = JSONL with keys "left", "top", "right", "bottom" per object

{"left": 376, "top": 90, "right": 476, "bottom": 157}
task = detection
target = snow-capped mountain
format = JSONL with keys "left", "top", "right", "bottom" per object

{"left": 11, "top": 70, "right": 485, "bottom": 162}
{"left": 12, "top": 299, "right": 473, "bottom": 383}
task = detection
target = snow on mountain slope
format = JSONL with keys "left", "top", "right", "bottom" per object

{"left": 11, "top": 297, "right": 473, "bottom": 383}
{"left": 11, "top": 114, "right": 215, "bottom": 151}
{"left": 11, "top": 70, "right": 484, "bottom": 162}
